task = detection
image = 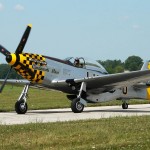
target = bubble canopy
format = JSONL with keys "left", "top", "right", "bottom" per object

{"left": 64, "top": 57, "right": 108, "bottom": 74}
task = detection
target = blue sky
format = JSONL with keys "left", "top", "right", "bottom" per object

{"left": 0, "top": 0, "right": 150, "bottom": 63}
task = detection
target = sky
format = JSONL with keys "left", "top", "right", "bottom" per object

{"left": 0, "top": 0, "right": 150, "bottom": 63}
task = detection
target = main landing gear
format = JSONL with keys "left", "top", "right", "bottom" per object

{"left": 71, "top": 98, "right": 84, "bottom": 113}
{"left": 15, "top": 84, "right": 29, "bottom": 114}
{"left": 71, "top": 82, "right": 87, "bottom": 113}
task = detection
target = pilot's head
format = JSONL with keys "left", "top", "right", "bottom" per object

{"left": 74, "top": 58, "right": 80, "bottom": 66}
{"left": 75, "top": 58, "right": 79, "bottom": 63}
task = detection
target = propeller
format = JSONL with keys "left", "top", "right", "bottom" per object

{"left": 0, "top": 67, "right": 12, "bottom": 93}
{"left": 15, "top": 24, "right": 32, "bottom": 55}
{"left": 0, "top": 45, "right": 10, "bottom": 56}
{"left": 0, "top": 24, "right": 32, "bottom": 93}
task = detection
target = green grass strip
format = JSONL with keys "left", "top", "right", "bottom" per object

{"left": 0, "top": 85, "right": 150, "bottom": 112}
{"left": 0, "top": 116, "right": 150, "bottom": 150}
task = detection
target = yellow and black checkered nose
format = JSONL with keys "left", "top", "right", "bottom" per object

{"left": 6, "top": 52, "right": 46, "bottom": 83}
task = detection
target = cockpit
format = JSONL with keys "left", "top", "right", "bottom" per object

{"left": 64, "top": 57, "right": 108, "bottom": 74}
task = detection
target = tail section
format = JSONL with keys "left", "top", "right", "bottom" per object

{"left": 141, "top": 60, "right": 150, "bottom": 70}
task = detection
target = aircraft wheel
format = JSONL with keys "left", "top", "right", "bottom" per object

{"left": 71, "top": 98, "right": 84, "bottom": 113}
{"left": 122, "top": 103, "right": 128, "bottom": 109}
{"left": 15, "top": 101, "right": 28, "bottom": 114}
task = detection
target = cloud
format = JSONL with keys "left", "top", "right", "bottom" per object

{"left": 119, "top": 15, "right": 130, "bottom": 21}
{"left": 14, "top": 4, "right": 24, "bottom": 11}
{"left": 123, "top": 15, "right": 129, "bottom": 20}
{"left": 0, "top": 3, "right": 4, "bottom": 11}
{"left": 132, "top": 24, "right": 140, "bottom": 30}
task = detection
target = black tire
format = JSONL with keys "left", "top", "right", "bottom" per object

{"left": 122, "top": 103, "right": 128, "bottom": 109}
{"left": 15, "top": 101, "right": 28, "bottom": 114}
{"left": 71, "top": 98, "right": 84, "bottom": 113}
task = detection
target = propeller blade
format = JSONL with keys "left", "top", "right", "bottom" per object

{"left": 0, "top": 45, "right": 10, "bottom": 56}
{"left": 0, "top": 67, "right": 12, "bottom": 93}
{"left": 15, "top": 24, "right": 32, "bottom": 55}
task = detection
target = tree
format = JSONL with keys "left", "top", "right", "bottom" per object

{"left": 114, "top": 65, "right": 124, "bottom": 73}
{"left": 98, "top": 59, "right": 124, "bottom": 74}
{"left": 0, "top": 64, "right": 22, "bottom": 79}
{"left": 124, "top": 56, "right": 143, "bottom": 71}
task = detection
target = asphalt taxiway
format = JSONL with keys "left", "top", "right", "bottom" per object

{"left": 0, "top": 104, "right": 150, "bottom": 125}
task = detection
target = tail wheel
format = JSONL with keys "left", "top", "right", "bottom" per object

{"left": 15, "top": 101, "right": 28, "bottom": 114}
{"left": 122, "top": 103, "right": 128, "bottom": 109}
{"left": 71, "top": 98, "right": 84, "bottom": 113}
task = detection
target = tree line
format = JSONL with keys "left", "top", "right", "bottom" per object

{"left": 0, "top": 64, "right": 22, "bottom": 79}
{"left": 0, "top": 55, "right": 144, "bottom": 79}
{"left": 98, "top": 55, "right": 143, "bottom": 74}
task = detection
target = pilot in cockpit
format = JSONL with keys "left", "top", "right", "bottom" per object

{"left": 74, "top": 58, "right": 80, "bottom": 67}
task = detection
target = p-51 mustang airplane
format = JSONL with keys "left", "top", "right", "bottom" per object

{"left": 0, "top": 24, "right": 150, "bottom": 114}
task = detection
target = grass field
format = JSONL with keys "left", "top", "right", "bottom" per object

{"left": 0, "top": 85, "right": 70, "bottom": 112}
{"left": 0, "top": 116, "right": 150, "bottom": 150}
{"left": 1, "top": 86, "right": 150, "bottom": 150}
{"left": 0, "top": 85, "right": 149, "bottom": 112}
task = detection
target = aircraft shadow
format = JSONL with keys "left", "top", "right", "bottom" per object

{"left": 84, "top": 109, "right": 150, "bottom": 113}
{"left": 29, "top": 110, "right": 71, "bottom": 114}
{"left": 29, "top": 107, "right": 150, "bottom": 114}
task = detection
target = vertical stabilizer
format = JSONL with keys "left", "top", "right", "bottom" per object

{"left": 141, "top": 60, "right": 150, "bottom": 70}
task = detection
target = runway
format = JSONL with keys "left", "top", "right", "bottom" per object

{"left": 0, "top": 104, "right": 150, "bottom": 125}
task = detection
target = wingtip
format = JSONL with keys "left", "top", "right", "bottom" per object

{"left": 28, "top": 24, "right": 32, "bottom": 28}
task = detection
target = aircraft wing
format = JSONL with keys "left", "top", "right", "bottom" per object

{"left": 1, "top": 70, "right": 150, "bottom": 93}
{"left": 56, "top": 69, "right": 150, "bottom": 93}
{"left": 0, "top": 79, "right": 53, "bottom": 91}
{"left": 0, "top": 79, "right": 30, "bottom": 86}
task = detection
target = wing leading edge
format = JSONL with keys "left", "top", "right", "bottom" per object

{"left": 53, "top": 69, "right": 150, "bottom": 93}
{"left": 2, "top": 69, "right": 150, "bottom": 93}
{"left": 0, "top": 79, "right": 30, "bottom": 86}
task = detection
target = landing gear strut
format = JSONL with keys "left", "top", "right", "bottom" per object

{"left": 71, "top": 82, "right": 87, "bottom": 113}
{"left": 15, "top": 84, "right": 29, "bottom": 114}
